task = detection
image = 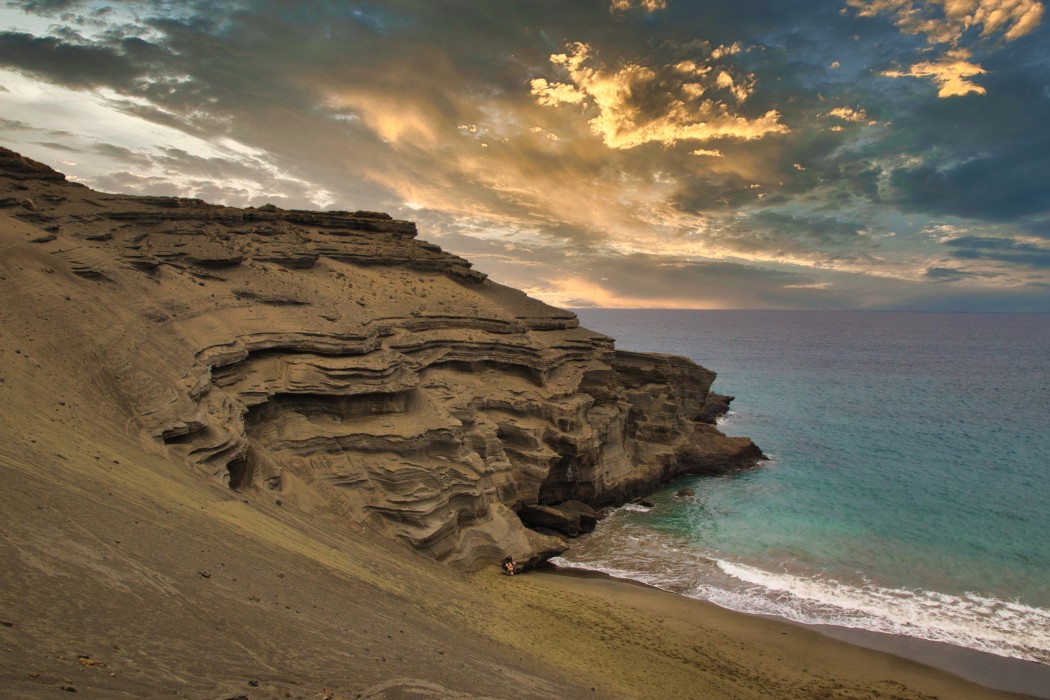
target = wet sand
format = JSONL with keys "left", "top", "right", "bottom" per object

{"left": 542, "top": 566, "right": 1050, "bottom": 698}
{"left": 472, "top": 567, "right": 1043, "bottom": 700}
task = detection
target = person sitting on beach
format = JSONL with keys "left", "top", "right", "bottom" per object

{"left": 501, "top": 556, "right": 517, "bottom": 575}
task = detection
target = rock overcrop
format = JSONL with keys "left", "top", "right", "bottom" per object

{"left": 0, "top": 147, "right": 762, "bottom": 569}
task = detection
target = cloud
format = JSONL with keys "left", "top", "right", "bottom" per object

{"left": 530, "top": 41, "right": 788, "bottom": 150}
{"left": 691, "top": 148, "right": 725, "bottom": 157}
{"left": 31, "top": 139, "right": 79, "bottom": 151}
{"left": 846, "top": 0, "right": 1045, "bottom": 45}
{"left": 888, "top": 132, "right": 1050, "bottom": 222}
{"left": 8, "top": 0, "right": 83, "bottom": 15}
{"left": 942, "top": 234, "right": 1050, "bottom": 267}
{"left": 0, "top": 31, "right": 132, "bottom": 88}
{"left": 731, "top": 209, "right": 880, "bottom": 259}
{"left": 924, "top": 265, "right": 1002, "bottom": 281}
{"left": 849, "top": 1, "right": 1044, "bottom": 96}
{"left": 513, "top": 251, "right": 850, "bottom": 310}
{"left": 610, "top": 0, "right": 668, "bottom": 12}
{"left": 826, "top": 106, "right": 868, "bottom": 121}
{"left": 90, "top": 166, "right": 331, "bottom": 211}
{"left": 881, "top": 48, "right": 987, "bottom": 96}
{"left": 0, "top": 116, "right": 33, "bottom": 130}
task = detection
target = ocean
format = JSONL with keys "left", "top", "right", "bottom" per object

{"left": 553, "top": 310, "right": 1050, "bottom": 666}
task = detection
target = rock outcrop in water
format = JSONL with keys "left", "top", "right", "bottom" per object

{"left": 0, "top": 147, "right": 762, "bottom": 568}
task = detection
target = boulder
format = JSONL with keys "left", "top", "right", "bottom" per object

{"left": 557, "top": 500, "right": 598, "bottom": 533}
{"left": 519, "top": 504, "right": 583, "bottom": 537}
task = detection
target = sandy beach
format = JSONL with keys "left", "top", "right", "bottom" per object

{"left": 536, "top": 568, "right": 1050, "bottom": 699}
{"left": 471, "top": 567, "right": 1047, "bottom": 700}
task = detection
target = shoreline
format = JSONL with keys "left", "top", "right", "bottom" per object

{"left": 544, "top": 564, "right": 1050, "bottom": 699}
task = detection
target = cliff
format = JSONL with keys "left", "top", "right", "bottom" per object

{"left": 0, "top": 147, "right": 762, "bottom": 570}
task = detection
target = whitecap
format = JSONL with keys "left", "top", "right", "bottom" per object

{"left": 708, "top": 560, "right": 1050, "bottom": 664}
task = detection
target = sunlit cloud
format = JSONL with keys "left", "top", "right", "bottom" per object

{"left": 784, "top": 281, "right": 833, "bottom": 289}
{"left": 826, "top": 106, "right": 869, "bottom": 122}
{"left": 530, "top": 42, "right": 787, "bottom": 150}
{"left": 610, "top": 0, "right": 668, "bottom": 13}
{"left": 849, "top": 0, "right": 1044, "bottom": 96}
{"left": 327, "top": 92, "right": 441, "bottom": 145}
{"left": 710, "top": 42, "right": 743, "bottom": 60}
{"left": 523, "top": 275, "right": 727, "bottom": 309}
{"left": 881, "top": 48, "right": 987, "bottom": 96}
{"left": 528, "top": 126, "right": 560, "bottom": 141}
{"left": 846, "top": 0, "right": 1044, "bottom": 44}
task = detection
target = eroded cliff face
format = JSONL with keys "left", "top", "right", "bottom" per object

{"left": 0, "top": 148, "right": 762, "bottom": 568}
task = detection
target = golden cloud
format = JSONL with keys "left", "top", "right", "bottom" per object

{"left": 826, "top": 106, "right": 869, "bottom": 121}
{"left": 530, "top": 42, "right": 787, "bottom": 150}
{"left": 882, "top": 48, "right": 987, "bottom": 96}
{"left": 326, "top": 91, "right": 439, "bottom": 144}
{"left": 849, "top": 0, "right": 1043, "bottom": 95}
{"left": 610, "top": 0, "right": 669, "bottom": 12}
{"left": 846, "top": 0, "right": 1044, "bottom": 44}
{"left": 522, "top": 275, "right": 730, "bottom": 310}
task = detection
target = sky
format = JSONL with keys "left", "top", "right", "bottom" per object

{"left": 1, "top": 0, "right": 1048, "bottom": 311}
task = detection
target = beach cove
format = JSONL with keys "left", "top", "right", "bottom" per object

{"left": 561, "top": 310, "right": 1050, "bottom": 671}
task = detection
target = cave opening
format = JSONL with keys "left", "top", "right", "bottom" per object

{"left": 227, "top": 453, "right": 253, "bottom": 491}
{"left": 538, "top": 455, "right": 586, "bottom": 505}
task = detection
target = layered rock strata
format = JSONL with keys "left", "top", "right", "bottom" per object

{"left": 0, "top": 148, "right": 762, "bottom": 568}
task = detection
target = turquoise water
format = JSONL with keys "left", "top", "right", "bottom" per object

{"left": 554, "top": 310, "right": 1050, "bottom": 663}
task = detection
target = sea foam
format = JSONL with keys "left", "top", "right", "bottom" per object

{"left": 553, "top": 551, "right": 1050, "bottom": 664}
{"left": 706, "top": 560, "right": 1050, "bottom": 663}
